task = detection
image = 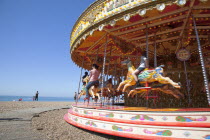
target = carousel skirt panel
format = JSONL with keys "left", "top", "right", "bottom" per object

{"left": 64, "top": 104, "right": 210, "bottom": 140}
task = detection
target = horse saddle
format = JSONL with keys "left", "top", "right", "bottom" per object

{"left": 138, "top": 70, "right": 150, "bottom": 81}
{"left": 93, "top": 82, "right": 99, "bottom": 88}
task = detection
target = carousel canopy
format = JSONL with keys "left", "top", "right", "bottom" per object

{"left": 70, "top": 0, "right": 210, "bottom": 75}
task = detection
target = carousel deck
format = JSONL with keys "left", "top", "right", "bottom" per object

{"left": 64, "top": 103, "right": 210, "bottom": 140}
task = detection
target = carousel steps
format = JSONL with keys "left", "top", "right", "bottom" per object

{"left": 64, "top": 105, "right": 210, "bottom": 140}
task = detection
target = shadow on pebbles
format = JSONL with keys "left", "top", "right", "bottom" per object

{"left": 32, "top": 109, "right": 136, "bottom": 140}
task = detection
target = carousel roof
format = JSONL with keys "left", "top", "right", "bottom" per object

{"left": 70, "top": 0, "right": 210, "bottom": 75}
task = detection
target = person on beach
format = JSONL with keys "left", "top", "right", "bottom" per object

{"left": 132, "top": 51, "right": 148, "bottom": 87}
{"left": 82, "top": 71, "right": 89, "bottom": 86}
{"left": 74, "top": 92, "right": 77, "bottom": 101}
{"left": 84, "top": 64, "right": 100, "bottom": 101}
{"left": 35, "top": 91, "right": 39, "bottom": 101}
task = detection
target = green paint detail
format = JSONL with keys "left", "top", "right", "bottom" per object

{"left": 108, "top": 113, "right": 114, "bottom": 117}
{"left": 92, "top": 122, "right": 96, "bottom": 126}
{"left": 144, "top": 115, "right": 150, "bottom": 120}
{"left": 176, "top": 116, "right": 186, "bottom": 122}
{"left": 162, "top": 130, "right": 172, "bottom": 136}
{"left": 135, "top": 115, "right": 140, "bottom": 119}
{"left": 82, "top": 86, "right": 86, "bottom": 91}
{"left": 138, "top": 71, "right": 150, "bottom": 80}
{"left": 112, "top": 125, "right": 118, "bottom": 130}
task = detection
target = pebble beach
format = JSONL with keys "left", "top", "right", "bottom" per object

{"left": 0, "top": 101, "right": 132, "bottom": 140}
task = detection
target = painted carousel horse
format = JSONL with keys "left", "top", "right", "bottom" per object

{"left": 77, "top": 76, "right": 100, "bottom": 101}
{"left": 112, "top": 77, "right": 124, "bottom": 102}
{"left": 117, "top": 59, "right": 183, "bottom": 99}
{"left": 79, "top": 77, "right": 114, "bottom": 101}
{"left": 101, "top": 78, "right": 116, "bottom": 102}
{"left": 128, "top": 82, "right": 183, "bottom": 99}
{"left": 116, "top": 59, "right": 136, "bottom": 92}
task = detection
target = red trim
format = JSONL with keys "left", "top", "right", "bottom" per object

{"left": 69, "top": 109, "right": 210, "bottom": 128}
{"left": 64, "top": 114, "right": 195, "bottom": 140}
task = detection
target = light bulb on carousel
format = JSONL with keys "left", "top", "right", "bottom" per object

{"left": 156, "top": 3, "right": 165, "bottom": 11}
{"left": 177, "top": 0, "right": 186, "bottom": 6}
{"left": 139, "top": 9, "right": 146, "bottom": 16}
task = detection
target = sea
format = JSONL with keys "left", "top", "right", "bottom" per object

{"left": 0, "top": 95, "right": 75, "bottom": 102}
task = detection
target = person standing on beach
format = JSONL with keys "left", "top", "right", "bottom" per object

{"left": 35, "top": 91, "right": 39, "bottom": 101}
{"left": 74, "top": 92, "right": 77, "bottom": 101}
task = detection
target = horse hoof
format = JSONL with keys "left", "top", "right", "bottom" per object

{"left": 175, "top": 86, "right": 181, "bottom": 89}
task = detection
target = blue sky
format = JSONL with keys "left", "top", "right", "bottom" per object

{"left": 0, "top": 0, "right": 95, "bottom": 97}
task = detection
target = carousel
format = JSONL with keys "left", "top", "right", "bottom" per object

{"left": 64, "top": 0, "right": 210, "bottom": 139}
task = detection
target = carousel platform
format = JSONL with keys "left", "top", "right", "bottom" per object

{"left": 64, "top": 103, "right": 210, "bottom": 140}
